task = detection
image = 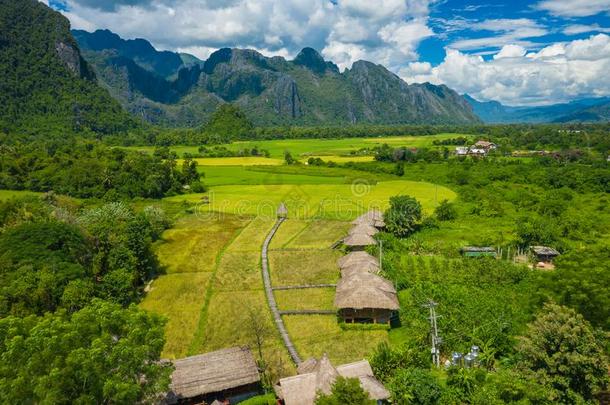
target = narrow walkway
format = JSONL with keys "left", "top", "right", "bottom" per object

{"left": 272, "top": 284, "right": 336, "bottom": 290}
{"left": 261, "top": 217, "right": 302, "bottom": 365}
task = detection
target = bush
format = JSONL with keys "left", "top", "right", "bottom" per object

{"left": 435, "top": 199, "right": 457, "bottom": 221}
{"left": 384, "top": 195, "right": 422, "bottom": 237}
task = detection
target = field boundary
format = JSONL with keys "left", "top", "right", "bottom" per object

{"left": 186, "top": 221, "right": 250, "bottom": 355}
{"left": 261, "top": 217, "right": 302, "bottom": 365}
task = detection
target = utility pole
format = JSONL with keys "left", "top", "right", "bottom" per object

{"left": 424, "top": 300, "right": 441, "bottom": 367}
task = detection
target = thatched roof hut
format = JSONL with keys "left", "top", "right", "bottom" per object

{"left": 348, "top": 224, "right": 379, "bottom": 236}
{"left": 277, "top": 202, "right": 288, "bottom": 218}
{"left": 337, "top": 251, "right": 379, "bottom": 269}
{"left": 166, "top": 347, "right": 261, "bottom": 404}
{"left": 340, "top": 261, "right": 380, "bottom": 278}
{"left": 351, "top": 210, "right": 384, "bottom": 226}
{"left": 335, "top": 273, "right": 398, "bottom": 310}
{"left": 276, "top": 354, "right": 389, "bottom": 405}
{"left": 343, "top": 232, "right": 376, "bottom": 248}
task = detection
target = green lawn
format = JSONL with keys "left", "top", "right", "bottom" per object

{"left": 166, "top": 180, "right": 456, "bottom": 220}
{"left": 124, "top": 133, "right": 472, "bottom": 159}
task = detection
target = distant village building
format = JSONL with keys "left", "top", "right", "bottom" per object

{"left": 275, "top": 354, "right": 390, "bottom": 405}
{"left": 334, "top": 272, "right": 399, "bottom": 324}
{"left": 165, "top": 347, "right": 262, "bottom": 404}
{"left": 460, "top": 246, "right": 497, "bottom": 258}
{"left": 456, "top": 140, "right": 497, "bottom": 157}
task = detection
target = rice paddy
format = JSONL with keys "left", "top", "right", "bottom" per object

{"left": 138, "top": 135, "right": 459, "bottom": 377}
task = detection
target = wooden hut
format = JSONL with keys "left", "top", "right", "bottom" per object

{"left": 165, "top": 347, "right": 261, "bottom": 404}
{"left": 531, "top": 246, "right": 560, "bottom": 263}
{"left": 460, "top": 246, "right": 497, "bottom": 258}
{"left": 349, "top": 224, "right": 379, "bottom": 236}
{"left": 277, "top": 202, "right": 288, "bottom": 219}
{"left": 337, "top": 251, "right": 379, "bottom": 269}
{"left": 343, "top": 232, "right": 377, "bottom": 250}
{"left": 276, "top": 354, "right": 389, "bottom": 405}
{"left": 334, "top": 273, "right": 399, "bottom": 324}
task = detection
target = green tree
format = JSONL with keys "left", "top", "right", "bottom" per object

{"left": 0, "top": 300, "right": 172, "bottom": 404}
{"left": 434, "top": 199, "right": 457, "bottom": 221}
{"left": 388, "top": 368, "right": 442, "bottom": 404}
{"left": 204, "top": 104, "right": 253, "bottom": 140}
{"left": 384, "top": 195, "right": 422, "bottom": 237}
{"left": 284, "top": 150, "right": 295, "bottom": 165}
{"left": 315, "top": 377, "right": 374, "bottom": 405}
{"left": 515, "top": 303, "right": 608, "bottom": 403}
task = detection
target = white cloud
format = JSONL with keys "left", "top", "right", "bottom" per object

{"left": 401, "top": 34, "right": 610, "bottom": 106}
{"left": 449, "top": 18, "right": 547, "bottom": 51}
{"left": 61, "top": 0, "right": 435, "bottom": 71}
{"left": 536, "top": 0, "right": 610, "bottom": 17}
{"left": 494, "top": 44, "right": 527, "bottom": 59}
{"left": 563, "top": 24, "right": 610, "bottom": 35}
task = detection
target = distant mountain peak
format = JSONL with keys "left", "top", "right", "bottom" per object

{"left": 294, "top": 47, "right": 338, "bottom": 74}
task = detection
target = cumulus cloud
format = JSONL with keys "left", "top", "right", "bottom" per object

{"left": 563, "top": 24, "right": 610, "bottom": 35}
{"left": 59, "top": 0, "right": 434, "bottom": 69}
{"left": 449, "top": 18, "right": 548, "bottom": 51}
{"left": 535, "top": 0, "right": 610, "bottom": 17}
{"left": 401, "top": 34, "right": 610, "bottom": 105}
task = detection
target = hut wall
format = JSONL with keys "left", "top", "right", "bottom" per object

{"left": 339, "top": 308, "right": 393, "bottom": 324}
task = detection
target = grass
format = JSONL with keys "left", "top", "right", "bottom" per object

{"left": 0, "top": 190, "right": 41, "bottom": 200}
{"left": 166, "top": 180, "right": 456, "bottom": 220}
{"left": 178, "top": 157, "right": 283, "bottom": 166}
{"left": 269, "top": 249, "right": 340, "bottom": 286}
{"left": 124, "top": 133, "right": 472, "bottom": 159}
{"left": 274, "top": 288, "right": 335, "bottom": 311}
{"left": 139, "top": 213, "right": 249, "bottom": 358}
{"left": 139, "top": 272, "right": 211, "bottom": 359}
{"left": 283, "top": 315, "right": 388, "bottom": 365}
{"left": 199, "top": 165, "right": 346, "bottom": 187}
{"left": 300, "top": 155, "right": 375, "bottom": 163}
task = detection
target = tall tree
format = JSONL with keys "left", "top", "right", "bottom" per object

{"left": 0, "top": 300, "right": 172, "bottom": 404}
{"left": 515, "top": 303, "right": 608, "bottom": 403}
{"left": 384, "top": 195, "right": 422, "bottom": 237}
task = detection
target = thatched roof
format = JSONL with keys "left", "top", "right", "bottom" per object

{"left": 278, "top": 355, "right": 389, "bottom": 405}
{"left": 336, "top": 361, "right": 390, "bottom": 400}
{"left": 167, "top": 347, "right": 260, "bottom": 402}
{"left": 348, "top": 224, "right": 378, "bottom": 236}
{"left": 531, "top": 246, "right": 560, "bottom": 257}
{"left": 335, "top": 273, "right": 398, "bottom": 310}
{"left": 340, "top": 261, "right": 380, "bottom": 278}
{"left": 351, "top": 210, "right": 385, "bottom": 229}
{"left": 337, "top": 251, "right": 379, "bottom": 268}
{"left": 277, "top": 202, "right": 288, "bottom": 217}
{"left": 343, "top": 232, "right": 376, "bottom": 247}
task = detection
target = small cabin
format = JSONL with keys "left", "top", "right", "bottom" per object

{"left": 334, "top": 272, "right": 399, "bottom": 324}
{"left": 460, "top": 246, "right": 497, "bottom": 258}
{"left": 277, "top": 202, "right": 288, "bottom": 219}
{"left": 276, "top": 354, "right": 390, "bottom": 405}
{"left": 531, "top": 246, "right": 560, "bottom": 263}
{"left": 165, "top": 347, "right": 262, "bottom": 404}
{"left": 343, "top": 232, "right": 376, "bottom": 251}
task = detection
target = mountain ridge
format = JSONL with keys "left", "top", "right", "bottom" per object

{"left": 465, "top": 94, "right": 610, "bottom": 123}
{"left": 74, "top": 29, "right": 480, "bottom": 127}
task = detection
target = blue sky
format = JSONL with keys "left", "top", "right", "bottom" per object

{"left": 46, "top": 0, "right": 610, "bottom": 105}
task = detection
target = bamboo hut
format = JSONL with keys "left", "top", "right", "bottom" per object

{"left": 337, "top": 251, "right": 379, "bottom": 269}
{"left": 340, "top": 261, "right": 380, "bottom": 278}
{"left": 334, "top": 273, "right": 398, "bottom": 324}
{"left": 348, "top": 223, "right": 379, "bottom": 236}
{"left": 277, "top": 202, "right": 288, "bottom": 219}
{"left": 351, "top": 210, "right": 385, "bottom": 229}
{"left": 165, "top": 347, "right": 261, "bottom": 404}
{"left": 343, "top": 232, "right": 376, "bottom": 250}
{"left": 275, "top": 354, "right": 389, "bottom": 405}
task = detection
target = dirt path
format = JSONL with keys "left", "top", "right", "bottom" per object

{"left": 261, "top": 217, "right": 302, "bottom": 365}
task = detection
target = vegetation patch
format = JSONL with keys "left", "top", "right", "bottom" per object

{"left": 269, "top": 249, "right": 339, "bottom": 286}
{"left": 274, "top": 288, "right": 336, "bottom": 311}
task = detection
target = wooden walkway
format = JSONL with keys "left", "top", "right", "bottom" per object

{"left": 272, "top": 284, "right": 336, "bottom": 290}
{"left": 261, "top": 218, "right": 302, "bottom": 365}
